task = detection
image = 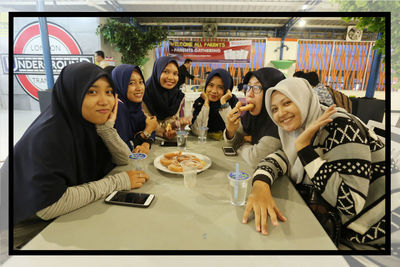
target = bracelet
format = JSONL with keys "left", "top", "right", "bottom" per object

{"left": 220, "top": 102, "right": 229, "bottom": 109}
{"left": 142, "top": 130, "right": 151, "bottom": 139}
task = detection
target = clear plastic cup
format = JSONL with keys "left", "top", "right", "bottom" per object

{"left": 129, "top": 153, "right": 147, "bottom": 171}
{"left": 176, "top": 130, "right": 188, "bottom": 149}
{"left": 198, "top": 126, "right": 208, "bottom": 144}
{"left": 181, "top": 160, "right": 197, "bottom": 189}
{"left": 227, "top": 171, "right": 250, "bottom": 206}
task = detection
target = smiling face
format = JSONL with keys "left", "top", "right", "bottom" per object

{"left": 127, "top": 70, "right": 145, "bottom": 103}
{"left": 160, "top": 62, "right": 179, "bottom": 89}
{"left": 205, "top": 75, "right": 225, "bottom": 102}
{"left": 270, "top": 91, "right": 302, "bottom": 132}
{"left": 81, "top": 76, "right": 115, "bottom": 124}
{"left": 245, "top": 75, "right": 263, "bottom": 115}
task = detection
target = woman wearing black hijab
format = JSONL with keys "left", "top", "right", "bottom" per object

{"left": 224, "top": 67, "right": 286, "bottom": 168}
{"left": 142, "top": 56, "right": 192, "bottom": 139}
{"left": 191, "top": 69, "right": 238, "bottom": 140}
{"left": 13, "top": 62, "right": 149, "bottom": 248}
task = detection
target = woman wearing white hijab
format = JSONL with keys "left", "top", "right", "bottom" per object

{"left": 242, "top": 77, "right": 386, "bottom": 250}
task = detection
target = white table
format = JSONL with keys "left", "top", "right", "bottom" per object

{"left": 22, "top": 137, "right": 336, "bottom": 250}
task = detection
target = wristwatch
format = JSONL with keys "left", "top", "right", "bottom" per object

{"left": 142, "top": 130, "right": 151, "bottom": 139}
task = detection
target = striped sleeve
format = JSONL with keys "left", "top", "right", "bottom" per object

{"left": 252, "top": 149, "right": 288, "bottom": 187}
{"left": 96, "top": 121, "right": 130, "bottom": 165}
{"left": 239, "top": 136, "right": 282, "bottom": 169}
{"left": 36, "top": 172, "right": 131, "bottom": 220}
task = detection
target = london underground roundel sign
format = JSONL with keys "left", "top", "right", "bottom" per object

{"left": 14, "top": 21, "right": 93, "bottom": 100}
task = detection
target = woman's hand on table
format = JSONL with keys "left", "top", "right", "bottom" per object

{"left": 132, "top": 142, "right": 150, "bottom": 155}
{"left": 226, "top": 101, "right": 242, "bottom": 139}
{"left": 295, "top": 104, "right": 337, "bottom": 151}
{"left": 243, "top": 180, "right": 287, "bottom": 235}
{"left": 126, "top": 170, "right": 149, "bottom": 189}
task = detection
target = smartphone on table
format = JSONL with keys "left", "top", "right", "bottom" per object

{"left": 105, "top": 191, "right": 155, "bottom": 208}
{"left": 160, "top": 140, "right": 178, "bottom": 146}
{"left": 222, "top": 146, "right": 237, "bottom": 156}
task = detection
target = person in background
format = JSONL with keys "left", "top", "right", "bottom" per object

{"left": 191, "top": 69, "right": 238, "bottom": 140}
{"left": 112, "top": 64, "right": 158, "bottom": 154}
{"left": 142, "top": 56, "right": 192, "bottom": 140}
{"left": 94, "top": 50, "right": 109, "bottom": 68}
{"left": 224, "top": 67, "right": 285, "bottom": 168}
{"left": 177, "top": 58, "right": 195, "bottom": 89}
{"left": 12, "top": 63, "right": 149, "bottom": 249}
{"left": 293, "top": 70, "right": 306, "bottom": 78}
{"left": 304, "top": 71, "right": 335, "bottom": 106}
{"left": 243, "top": 77, "right": 385, "bottom": 250}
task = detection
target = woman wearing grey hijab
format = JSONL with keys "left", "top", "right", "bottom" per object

{"left": 243, "top": 77, "right": 386, "bottom": 250}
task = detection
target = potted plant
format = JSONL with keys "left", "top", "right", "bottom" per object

{"left": 97, "top": 18, "right": 169, "bottom": 67}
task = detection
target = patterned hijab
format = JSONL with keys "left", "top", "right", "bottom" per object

{"left": 192, "top": 69, "right": 238, "bottom": 132}
{"left": 112, "top": 64, "right": 146, "bottom": 150}
{"left": 143, "top": 56, "right": 184, "bottom": 120}
{"left": 13, "top": 62, "right": 115, "bottom": 223}
{"left": 241, "top": 67, "right": 285, "bottom": 144}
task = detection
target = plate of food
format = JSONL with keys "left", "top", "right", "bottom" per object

{"left": 154, "top": 151, "right": 212, "bottom": 174}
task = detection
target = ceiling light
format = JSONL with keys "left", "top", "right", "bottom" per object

{"left": 298, "top": 20, "right": 306, "bottom": 27}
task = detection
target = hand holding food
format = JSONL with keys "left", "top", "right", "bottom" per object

{"left": 226, "top": 102, "right": 242, "bottom": 139}
{"left": 239, "top": 103, "right": 255, "bottom": 112}
{"left": 163, "top": 122, "right": 176, "bottom": 139}
{"left": 166, "top": 123, "right": 172, "bottom": 132}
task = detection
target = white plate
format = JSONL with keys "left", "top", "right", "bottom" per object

{"left": 153, "top": 152, "right": 212, "bottom": 174}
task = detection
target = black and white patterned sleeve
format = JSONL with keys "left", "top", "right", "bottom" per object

{"left": 252, "top": 149, "right": 288, "bottom": 187}
{"left": 297, "top": 117, "right": 378, "bottom": 216}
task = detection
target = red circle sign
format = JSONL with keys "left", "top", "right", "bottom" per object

{"left": 14, "top": 21, "right": 82, "bottom": 100}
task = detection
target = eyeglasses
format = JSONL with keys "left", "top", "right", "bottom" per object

{"left": 243, "top": 84, "right": 263, "bottom": 94}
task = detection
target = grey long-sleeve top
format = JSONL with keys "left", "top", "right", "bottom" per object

{"left": 221, "top": 106, "right": 281, "bottom": 169}
{"left": 36, "top": 121, "right": 131, "bottom": 220}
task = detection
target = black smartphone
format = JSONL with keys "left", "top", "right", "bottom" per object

{"left": 160, "top": 140, "right": 178, "bottom": 146}
{"left": 105, "top": 191, "right": 155, "bottom": 208}
{"left": 222, "top": 146, "right": 237, "bottom": 156}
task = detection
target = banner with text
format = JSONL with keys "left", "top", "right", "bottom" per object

{"left": 168, "top": 40, "right": 252, "bottom": 63}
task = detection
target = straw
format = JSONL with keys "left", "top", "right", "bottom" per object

{"left": 234, "top": 163, "right": 239, "bottom": 200}
{"left": 178, "top": 119, "right": 181, "bottom": 131}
